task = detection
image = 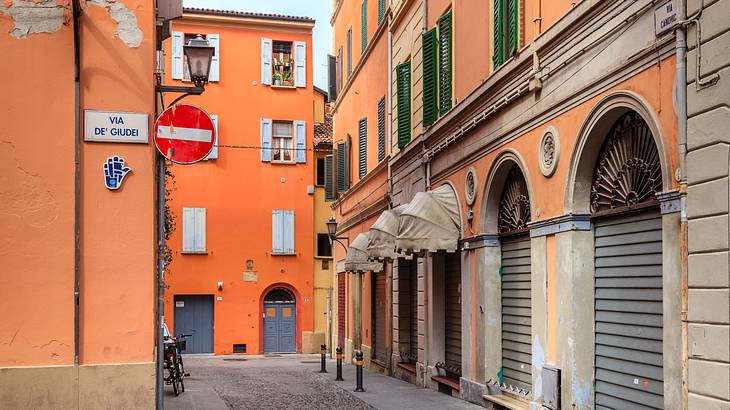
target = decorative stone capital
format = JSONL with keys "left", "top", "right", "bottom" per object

{"left": 528, "top": 213, "right": 592, "bottom": 237}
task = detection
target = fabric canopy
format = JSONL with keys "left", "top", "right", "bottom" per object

{"left": 396, "top": 184, "right": 462, "bottom": 253}
{"left": 344, "top": 233, "right": 383, "bottom": 272}
{"left": 367, "top": 205, "right": 408, "bottom": 261}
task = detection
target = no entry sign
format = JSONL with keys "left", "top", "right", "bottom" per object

{"left": 154, "top": 104, "right": 216, "bottom": 164}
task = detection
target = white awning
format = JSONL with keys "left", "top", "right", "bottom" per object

{"left": 367, "top": 205, "right": 408, "bottom": 261}
{"left": 345, "top": 233, "right": 383, "bottom": 272}
{"left": 396, "top": 184, "right": 462, "bottom": 254}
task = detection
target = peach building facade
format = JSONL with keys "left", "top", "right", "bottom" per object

{"left": 163, "top": 8, "right": 320, "bottom": 355}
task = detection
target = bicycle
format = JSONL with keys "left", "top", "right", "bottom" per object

{"left": 164, "top": 333, "right": 192, "bottom": 396}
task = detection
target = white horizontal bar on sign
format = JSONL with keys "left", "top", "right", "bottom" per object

{"left": 157, "top": 125, "right": 212, "bottom": 143}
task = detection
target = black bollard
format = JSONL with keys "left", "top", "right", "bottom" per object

{"left": 354, "top": 350, "right": 365, "bottom": 392}
{"left": 335, "top": 346, "right": 344, "bottom": 381}
{"left": 320, "top": 344, "right": 327, "bottom": 373}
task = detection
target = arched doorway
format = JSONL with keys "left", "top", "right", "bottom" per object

{"left": 263, "top": 287, "right": 296, "bottom": 353}
{"left": 589, "top": 111, "right": 664, "bottom": 409}
{"left": 497, "top": 164, "right": 533, "bottom": 394}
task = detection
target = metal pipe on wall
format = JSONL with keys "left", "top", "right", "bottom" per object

{"left": 72, "top": 0, "right": 82, "bottom": 369}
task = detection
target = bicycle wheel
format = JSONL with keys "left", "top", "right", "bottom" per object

{"left": 176, "top": 359, "right": 185, "bottom": 393}
{"left": 168, "top": 362, "right": 179, "bottom": 396}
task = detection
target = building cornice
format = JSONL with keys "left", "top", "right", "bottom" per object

{"left": 332, "top": 157, "right": 389, "bottom": 209}
{"left": 181, "top": 13, "right": 315, "bottom": 32}
{"left": 330, "top": 0, "right": 344, "bottom": 26}
{"left": 389, "top": 0, "right": 417, "bottom": 32}
{"left": 527, "top": 213, "right": 592, "bottom": 238}
{"left": 336, "top": 194, "right": 391, "bottom": 235}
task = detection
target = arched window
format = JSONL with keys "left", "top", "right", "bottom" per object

{"left": 264, "top": 288, "right": 295, "bottom": 304}
{"left": 498, "top": 165, "right": 531, "bottom": 233}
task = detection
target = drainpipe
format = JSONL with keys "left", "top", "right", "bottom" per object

{"left": 675, "top": 1, "right": 689, "bottom": 407}
{"left": 72, "top": 0, "right": 82, "bottom": 371}
{"left": 156, "top": 158, "right": 165, "bottom": 410}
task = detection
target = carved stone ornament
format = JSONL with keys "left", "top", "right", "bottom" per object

{"left": 590, "top": 112, "right": 662, "bottom": 212}
{"left": 498, "top": 166, "right": 531, "bottom": 233}
{"left": 538, "top": 125, "right": 560, "bottom": 177}
{"left": 465, "top": 167, "right": 477, "bottom": 206}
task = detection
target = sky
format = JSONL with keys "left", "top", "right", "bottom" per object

{"left": 184, "top": 0, "right": 333, "bottom": 90}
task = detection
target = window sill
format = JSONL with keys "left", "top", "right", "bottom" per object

{"left": 270, "top": 85, "right": 297, "bottom": 90}
{"left": 271, "top": 160, "right": 296, "bottom": 165}
{"left": 314, "top": 255, "right": 333, "bottom": 260}
{"left": 182, "top": 250, "right": 208, "bottom": 255}
{"left": 271, "top": 252, "right": 296, "bottom": 256}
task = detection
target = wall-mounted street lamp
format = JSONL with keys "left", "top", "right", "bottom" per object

{"left": 156, "top": 34, "right": 215, "bottom": 108}
{"left": 326, "top": 217, "right": 350, "bottom": 251}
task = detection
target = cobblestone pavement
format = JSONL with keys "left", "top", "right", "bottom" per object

{"left": 166, "top": 355, "right": 374, "bottom": 410}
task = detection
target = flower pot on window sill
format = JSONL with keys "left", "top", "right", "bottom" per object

{"left": 274, "top": 79, "right": 282, "bottom": 86}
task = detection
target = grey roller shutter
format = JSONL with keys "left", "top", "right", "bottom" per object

{"left": 501, "top": 235, "right": 532, "bottom": 392}
{"left": 408, "top": 260, "right": 419, "bottom": 359}
{"left": 594, "top": 208, "right": 663, "bottom": 410}
{"left": 373, "top": 271, "right": 387, "bottom": 364}
{"left": 338, "top": 273, "right": 346, "bottom": 349}
{"left": 444, "top": 252, "right": 461, "bottom": 373}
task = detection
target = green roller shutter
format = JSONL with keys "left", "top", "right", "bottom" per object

{"left": 378, "top": 0, "right": 385, "bottom": 23}
{"left": 336, "top": 140, "right": 350, "bottom": 193}
{"left": 422, "top": 28, "right": 438, "bottom": 127}
{"left": 362, "top": 0, "right": 368, "bottom": 52}
{"left": 438, "top": 11, "right": 453, "bottom": 115}
{"left": 493, "top": 0, "right": 504, "bottom": 68}
{"left": 396, "top": 61, "right": 411, "bottom": 149}
{"left": 324, "top": 154, "right": 335, "bottom": 200}
{"left": 507, "top": 0, "right": 518, "bottom": 56}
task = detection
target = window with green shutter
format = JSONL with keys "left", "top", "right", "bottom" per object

{"left": 422, "top": 28, "right": 438, "bottom": 127}
{"left": 362, "top": 0, "right": 368, "bottom": 52}
{"left": 336, "top": 140, "right": 350, "bottom": 193}
{"left": 378, "top": 0, "right": 386, "bottom": 23}
{"left": 507, "top": 0, "right": 518, "bottom": 55}
{"left": 324, "top": 154, "right": 335, "bottom": 200}
{"left": 493, "top": 0, "right": 518, "bottom": 69}
{"left": 493, "top": 0, "right": 504, "bottom": 68}
{"left": 438, "top": 11, "right": 453, "bottom": 115}
{"left": 396, "top": 61, "right": 411, "bottom": 149}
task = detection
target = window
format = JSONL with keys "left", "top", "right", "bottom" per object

{"left": 261, "top": 119, "right": 307, "bottom": 163}
{"left": 438, "top": 11, "right": 453, "bottom": 114}
{"left": 328, "top": 54, "right": 338, "bottom": 101}
{"left": 172, "top": 32, "right": 220, "bottom": 82}
{"left": 182, "top": 207, "right": 206, "bottom": 253}
{"left": 261, "top": 38, "right": 307, "bottom": 87}
{"left": 317, "top": 233, "right": 332, "bottom": 257}
{"left": 336, "top": 139, "right": 350, "bottom": 193}
{"left": 378, "top": 0, "right": 386, "bottom": 23}
{"left": 325, "top": 154, "right": 335, "bottom": 200}
{"left": 316, "top": 157, "right": 326, "bottom": 186}
{"left": 205, "top": 114, "right": 219, "bottom": 160}
{"left": 377, "top": 97, "right": 386, "bottom": 161}
{"left": 272, "top": 210, "right": 295, "bottom": 254}
{"left": 272, "top": 121, "right": 294, "bottom": 162}
{"left": 422, "top": 28, "right": 438, "bottom": 127}
{"left": 361, "top": 0, "right": 368, "bottom": 52}
{"left": 396, "top": 61, "right": 411, "bottom": 149}
{"left": 358, "top": 118, "right": 367, "bottom": 179}
{"left": 493, "top": 0, "right": 519, "bottom": 68}
{"left": 337, "top": 47, "right": 343, "bottom": 92}
{"left": 347, "top": 28, "right": 352, "bottom": 77}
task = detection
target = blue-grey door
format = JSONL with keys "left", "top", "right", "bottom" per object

{"left": 263, "top": 303, "right": 296, "bottom": 353}
{"left": 174, "top": 295, "right": 214, "bottom": 354}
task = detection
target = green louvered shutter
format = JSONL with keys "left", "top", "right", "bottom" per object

{"left": 324, "top": 154, "right": 335, "bottom": 200}
{"left": 336, "top": 140, "right": 350, "bottom": 193}
{"left": 507, "top": 0, "right": 518, "bottom": 56}
{"left": 362, "top": 0, "right": 368, "bottom": 52}
{"left": 438, "top": 11, "right": 453, "bottom": 115}
{"left": 493, "top": 0, "right": 504, "bottom": 68}
{"left": 396, "top": 61, "right": 411, "bottom": 149}
{"left": 378, "top": 0, "right": 385, "bottom": 23}
{"left": 422, "top": 28, "right": 438, "bottom": 127}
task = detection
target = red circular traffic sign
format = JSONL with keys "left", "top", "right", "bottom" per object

{"left": 154, "top": 104, "right": 216, "bottom": 164}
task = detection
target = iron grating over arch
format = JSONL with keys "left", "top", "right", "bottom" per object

{"left": 590, "top": 111, "right": 662, "bottom": 213}
{"left": 498, "top": 165, "right": 531, "bottom": 234}
{"left": 264, "top": 287, "right": 296, "bottom": 304}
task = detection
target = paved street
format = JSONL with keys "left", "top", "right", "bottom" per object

{"left": 165, "top": 354, "right": 481, "bottom": 410}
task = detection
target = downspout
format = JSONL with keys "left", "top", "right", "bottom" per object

{"left": 675, "top": 1, "right": 688, "bottom": 407}
{"left": 72, "top": 0, "right": 82, "bottom": 371}
{"left": 386, "top": 10, "right": 394, "bottom": 372}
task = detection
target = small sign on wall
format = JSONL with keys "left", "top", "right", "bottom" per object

{"left": 654, "top": 0, "right": 678, "bottom": 36}
{"left": 243, "top": 271, "right": 258, "bottom": 282}
{"left": 175, "top": 301, "right": 184, "bottom": 307}
{"left": 85, "top": 110, "right": 149, "bottom": 143}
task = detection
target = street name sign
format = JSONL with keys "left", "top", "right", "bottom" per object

{"left": 84, "top": 110, "right": 149, "bottom": 143}
{"left": 654, "top": 0, "right": 678, "bottom": 36}
{"left": 154, "top": 104, "right": 216, "bottom": 164}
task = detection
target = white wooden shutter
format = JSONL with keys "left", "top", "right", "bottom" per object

{"left": 261, "top": 37, "right": 273, "bottom": 85}
{"left": 208, "top": 33, "right": 220, "bottom": 82}
{"left": 182, "top": 207, "right": 195, "bottom": 252}
{"left": 294, "top": 41, "right": 306, "bottom": 87}
{"left": 283, "top": 211, "right": 295, "bottom": 253}
{"left": 194, "top": 208, "right": 206, "bottom": 252}
{"left": 294, "top": 120, "right": 306, "bottom": 163}
{"left": 261, "top": 118, "right": 272, "bottom": 162}
{"left": 272, "top": 210, "right": 283, "bottom": 253}
{"left": 172, "top": 32, "right": 184, "bottom": 80}
{"left": 206, "top": 114, "right": 219, "bottom": 159}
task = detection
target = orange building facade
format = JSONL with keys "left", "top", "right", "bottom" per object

{"left": 0, "top": 0, "right": 159, "bottom": 408}
{"left": 163, "top": 9, "right": 320, "bottom": 355}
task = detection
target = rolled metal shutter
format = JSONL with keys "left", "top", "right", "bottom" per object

{"left": 408, "top": 259, "right": 419, "bottom": 359}
{"left": 338, "top": 273, "right": 346, "bottom": 349}
{"left": 444, "top": 252, "right": 462, "bottom": 372}
{"left": 501, "top": 235, "right": 532, "bottom": 392}
{"left": 373, "top": 272, "right": 387, "bottom": 363}
{"left": 594, "top": 208, "right": 663, "bottom": 409}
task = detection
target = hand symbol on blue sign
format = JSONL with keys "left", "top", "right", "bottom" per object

{"left": 103, "top": 156, "right": 131, "bottom": 190}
